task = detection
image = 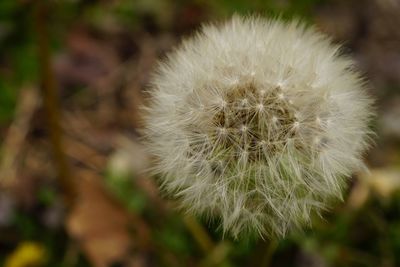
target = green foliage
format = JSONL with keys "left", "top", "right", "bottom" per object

{"left": 0, "top": 82, "right": 17, "bottom": 124}
{"left": 37, "top": 186, "right": 57, "bottom": 206}
{"left": 154, "top": 216, "right": 193, "bottom": 256}
{"left": 0, "top": 2, "right": 37, "bottom": 124}
{"left": 104, "top": 170, "right": 149, "bottom": 213}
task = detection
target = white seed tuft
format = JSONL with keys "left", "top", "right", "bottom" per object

{"left": 142, "top": 16, "right": 374, "bottom": 239}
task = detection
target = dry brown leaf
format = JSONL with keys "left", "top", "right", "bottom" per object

{"left": 67, "top": 170, "right": 132, "bottom": 267}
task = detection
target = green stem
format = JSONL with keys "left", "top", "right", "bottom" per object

{"left": 183, "top": 215, "right": 214, "bottom": 254}
{"left": 262, "top": 240, "right": 278, "bottom": 267}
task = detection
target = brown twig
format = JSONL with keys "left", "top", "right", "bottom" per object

{"left": 0, "top": 88, "right": 39, "bottom": 187}
{"left": 35, "top": 1, "right": 75, "bottom": 207}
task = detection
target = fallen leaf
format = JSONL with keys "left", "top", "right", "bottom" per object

{"left": 67, "top": 170, "right": 132, "bottom": 267}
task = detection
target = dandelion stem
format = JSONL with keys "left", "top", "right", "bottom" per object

{"left": 260, "top": 240, "right": 278, "bottom": 267}
{"left": 35, "top": 1, "right": 75, "bottom": 208}
{"left": 183, "top": 215, "right": 214, "bottom": 253}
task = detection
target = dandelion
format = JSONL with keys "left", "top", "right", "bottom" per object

{"left": 5, "top": 242, "right": 47, "bottom": 267}
{"left": 142, "top": 16, "right": 373, "bottom": 238}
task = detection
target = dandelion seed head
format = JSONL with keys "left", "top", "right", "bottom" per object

{"left": 142, "top": 16, "right": 374, "bottom": 238}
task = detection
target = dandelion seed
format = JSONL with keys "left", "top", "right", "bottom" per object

{"left": 314, "top": 136, "right": 321, "bottom": 144}
{"left": 230, "top": 78, "right": 239, "bottom": 86}
{"left": 218, "top": 127, "right": 227, "bottom": 135}
{"left": 293, "top": 121, "right": 300, "bottom": 130}
{"left": 277, "top": 81, "right": 285, "bottom": 89}
{"left": 219, "top": 99, "right": 227, "bottom": 108}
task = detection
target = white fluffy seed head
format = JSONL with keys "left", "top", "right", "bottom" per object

{"left": 142, "top": 16, "right": 374, "bottom": 238}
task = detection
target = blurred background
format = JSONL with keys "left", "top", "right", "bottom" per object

{"left": 0, "top": 0, "right": 400, "bottom": 266}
